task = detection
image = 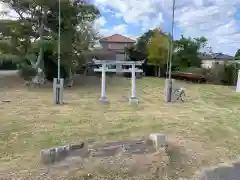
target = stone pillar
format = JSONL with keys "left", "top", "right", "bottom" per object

{"left": 149, "top": 133, "right": 167, "bottom": 150}
{"left": 100, "top": 64, "right": 108, "bottom": 103}
{"left": 53, "top": 78, "right": 64, "bottom": 105}
{"left": 116, "top": 64, "right": 121, "bottom": 75}
{"left": 236, "top": 69, "right": 240, "bottom": 92}
{"left": 164, "top": 78, "right": 172, "bottom": 103}
{"left": 129, "top": 64, "right": 138, "bottom": 104}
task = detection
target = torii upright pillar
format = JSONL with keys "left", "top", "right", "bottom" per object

{"left": 100, "top": 63, "right": 108, "bottom": 103}
{"left": 236, "top": 69, "right": 240, "bottom": 92}
{"left": 129, "top": 64, "right": 138, "bottom": 104}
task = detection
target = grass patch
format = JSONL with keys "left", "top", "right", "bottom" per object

{"left": 0, "top": 75, "right": 240, "bottom": 178}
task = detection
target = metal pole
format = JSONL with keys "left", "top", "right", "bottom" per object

{"left": 166, "top": 33, "right": 171, "bottom": 77}
{"left": 168, "top": 0, "right": 175, "bottom": 81}
{"left": 57, "top": 0, "right": 61, "bottom": 80}
{"left": 164, "top": 0, "right": 175, "bottom": 102}
{"left": 53, "top": 0, "right": 63, "bottom": 105}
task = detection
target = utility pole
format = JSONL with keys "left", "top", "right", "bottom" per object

{"left": 57, "top": 0, "right": 61, "bottom": 80}
{"left": 164, "top": 0, "right": 176, "bottom": 103}
{"left": 53, "top": 0, "right": 64, "bottom": 105}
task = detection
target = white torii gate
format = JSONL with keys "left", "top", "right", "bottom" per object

{"left": 93, "top": 59, "right": 144, "bottom": 104}
{"left": 236, "top": 65, "right": 240, "bottom": 92}
{"left": 228, "top": 60, "right": 240, "bottom": 92}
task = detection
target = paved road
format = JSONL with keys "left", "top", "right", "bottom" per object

{"left": 0, "top": 70, "right": 18, "bottom": 76}
{"left": 194, "top": 161, "right": 240, "bottom": 180}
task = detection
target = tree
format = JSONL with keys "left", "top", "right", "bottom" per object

{"left": 126, "top": 30, "right": 155, "bottom": 61}
{"left": 0, "top": 0, "right": 100, "bottom": 86}
{"left": 147, "top": 29, "right": 169, "bottom": 77}
{"left": 235, "top": 49, "right": 240, "bottom": 59}
{"left": 136, "top": 30, "right": 155, "bottom": 56}
{"left": 125, "top": 46, "right": 146, "bottom": 61}
{"left": 173, "top": 35, "right": 208, "bottom": 69}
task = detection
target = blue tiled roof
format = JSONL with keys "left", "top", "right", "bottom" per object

{"left": 198, "top": 53, "right": 234, "bottom": 61}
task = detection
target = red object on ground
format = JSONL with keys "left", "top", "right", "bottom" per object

{"left": 169, "top": 71, "right": 206, "bottom": 83}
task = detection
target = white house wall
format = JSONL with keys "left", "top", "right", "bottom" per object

{"left": 108, "top": 42, "right": 131, "bottom": 50}
{"left": 100, "top": 42, "right": 133, "bottom": 51}
{"left": 201, "top": 60, "right": 213, "bottom": 68}
{"left": 201, "top": 59, "right": 225, "bottom": 69}
{"left": 116, "top": 53, "right": 125, "bottom": 61}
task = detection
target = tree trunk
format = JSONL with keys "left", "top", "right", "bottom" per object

{"left": 158, "top": 66, "right": 161, "bottom": 77}
{"left": 155, "top": 66, "right": 158, "bottom": 77}
{"left": 67, "top": 68, "right": 74, "bottom": 87}
{"left": 84, "top": 66, "right": 88, "bottom": 76}
{"left": 31, "top": 47, "right": 46, "bottom": 86}
{"left": 30, "top": 18, "right": 46, "bottom": 86}
{"left": 64, "top": 67, "right": 74, "bottom": 87}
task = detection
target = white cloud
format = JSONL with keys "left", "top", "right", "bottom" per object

{"left": 94, "top": 16, "right": 107, "bottom": 29}
{"left": 1, "top": 0, "right": 239, "bottom": 55}
{"left": 94, "top": 0, "right": 164, "bottom": 29}
{"left": 174, "top": 1, "right": 240, "bottom": 55}
{"left": 100, "top": 24, "right": 136, "bottom": 40}
{"left": 141, "top": 13, "right": 164, "bottom": 32}
{"left": 112, "top": 24, "right": 127, "bottom": 33}
{"left": 94, "top": 0, "right": 240, "bottom": 55}
{"left": 0, "top": 2, "right": 18, "bottom": 20}
{"left": 94, "top": 16, "right": 128, "bottom": 36}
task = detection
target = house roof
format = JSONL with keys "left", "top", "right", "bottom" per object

{"left": 198, "top": 53, "right": 234, "bottom": 61}
{"left": 100, "top": 34, "right": 136, "bottom": 43}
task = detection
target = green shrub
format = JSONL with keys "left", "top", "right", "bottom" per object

{"left": 204, "top": 64, "right": 238, "bottom": 85}
{"left": 18, "top": 63, "right": 37, "bottom": 81}
{"left": 0, "top": 61, "right": 17, "bottom": 70}
{"left": 223, "top": 64, "right": 238, "bottom": 85}
{"left": 204, "top": 64, "right": 225, "bottom": 84}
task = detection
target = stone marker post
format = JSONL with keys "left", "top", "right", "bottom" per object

{"left": 53, "top": 78, "right": 64, "bottom": 105}
{"left": 164, "top": 78, "right": 173, "bottom": 102}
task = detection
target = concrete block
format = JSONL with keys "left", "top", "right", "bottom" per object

{"left": 129, "top": 97, "right": 139, "bottom": 104}
{"left": 70, "top": 143, "right": 84, "bottom": 150}
{"left": 41, "top": 145, "right": 70, "bottom": 164}
{"left": 53, "top": 78, "right": 64, "bottom": 105}
{"left": 99, "top": 96, "right": 108, "bottom": 104}
{"left": 69, "top": 142, "right": 89, "bottom": 157}
{"left": 40, "top": 143, "right": 89, "bottom": 164}
{"left": 149, "top": 133, "right": 167, "bottom": 150}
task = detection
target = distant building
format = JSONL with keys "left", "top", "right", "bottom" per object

{"left": 82, "top": 34, "right": 136, "bottom": 75}
{"left": 199, "top": 53, "right": 234, "bottom": 69}
{"left": 98, "top": 34, "right": 136, "bottom": 61}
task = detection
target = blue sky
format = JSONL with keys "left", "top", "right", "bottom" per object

{"left": 236, "top": 9, "right": 240, "bottom": 31}
{"left": 93, "top": 0, "right": 240, "bottom": 56}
